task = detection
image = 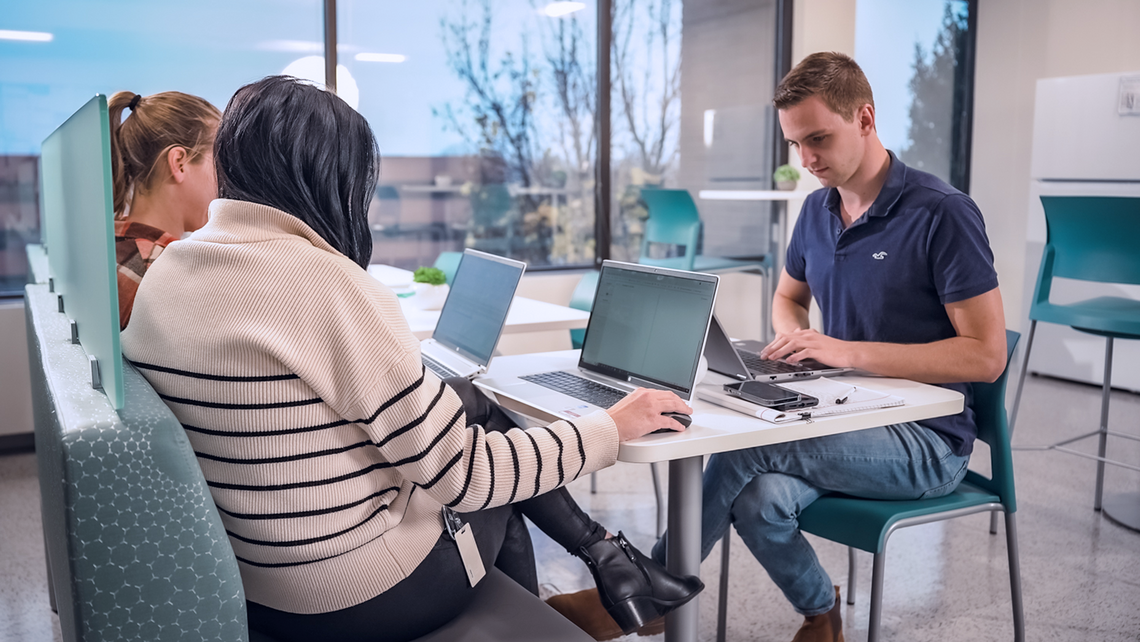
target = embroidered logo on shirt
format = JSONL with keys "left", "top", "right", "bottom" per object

{"left": 872, "top": 251, "right": 888, "bottom": 260}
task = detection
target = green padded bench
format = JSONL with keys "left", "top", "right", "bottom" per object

{"left": 26, "top": 282, "right": 591, "bottom": 642}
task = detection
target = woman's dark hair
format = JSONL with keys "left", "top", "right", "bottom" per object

{"left": 214, "top": 75, "right": 378, "bottom": 268}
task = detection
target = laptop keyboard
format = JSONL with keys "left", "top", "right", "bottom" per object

{"left": 423, "top": 354, "right": 459, "bottom": 380}
{"left": 738, "top": 351, "right": 813, "bottom": 375}
{"left": 520, "top": 371, "right": 628, "bottom": 409}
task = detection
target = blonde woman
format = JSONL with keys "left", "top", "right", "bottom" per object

{"left": 107, "top": 90, "right": 220, "bottom": 328}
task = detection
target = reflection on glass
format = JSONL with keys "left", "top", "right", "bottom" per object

{"left": 341, "top": 0, "right": 597, "bottom": 270}
{"left": 0, "top": 1, "right": 323, "bottom": 296}
{"left": 610, "top": 0, "right": 779, "bottom": 263}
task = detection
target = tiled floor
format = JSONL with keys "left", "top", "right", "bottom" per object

{"left": 2, "top": 373, "right": 1139, "bottom": 641}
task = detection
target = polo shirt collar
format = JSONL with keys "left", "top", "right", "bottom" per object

{"left": 822, "top": 150, "right": 908, "bottom": 222}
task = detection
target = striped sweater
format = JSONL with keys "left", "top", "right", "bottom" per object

{"left": 120, "top": 199, "right": 620, "bottom": 614}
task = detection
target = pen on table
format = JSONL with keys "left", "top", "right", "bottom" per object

{"left": 834, "top": 385, "right": 857, "bottom": 405}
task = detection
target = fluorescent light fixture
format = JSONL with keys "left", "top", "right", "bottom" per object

{"left": 542, "top": 2, "right": 586, "bottom": 17}
{"left": 354, "top": 52, "right": 407, "bottom": 63}
{"left": 258, "top": 40, "right": 323, "bottom": 53}
{"left": 0, "top": 30, "right": 53, "bottom": 42}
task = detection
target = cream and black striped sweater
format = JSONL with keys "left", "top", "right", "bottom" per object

{"left": 121, "top": 200, "right": 619, "bottom": 614}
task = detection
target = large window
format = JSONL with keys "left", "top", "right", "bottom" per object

{"left": 855, "top": 0, "right": 976, "bottom": 191}
{"left": 0, "top": 0, "right": 793, "bottom": 293}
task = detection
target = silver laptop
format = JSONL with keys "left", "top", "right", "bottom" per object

{"left": 703, "top": 314, "right": 852, "bottom": 382}
{"left": 420, "top": 249, "right": 526, "bottom": 380}
{"left": 476, "top": 260, "right": 719, "bottom": 419}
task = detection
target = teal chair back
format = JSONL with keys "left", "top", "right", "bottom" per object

{"left": 1032, "top": 196, "right": 1140, "bottom": 315}
{"left": 962, "top": 329, "right": 1021, "bottom": 512}
{"left": 638, "top": 189, "right": 701, "bottom": 271}
{"left": 568, "top": 271, "right": 599, "bottom": 349}
{"left": 434, "top": 251, "right": 464, "bottom": 286}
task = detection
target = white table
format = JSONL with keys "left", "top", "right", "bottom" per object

{"left": 697, "top": 190, "right": 814, "bottom": 342}
{"left": 476, "top": 350, "right": 964, "bottom": 642}
{"left": 367, "top": 264, "right": 590, "bottom": 340}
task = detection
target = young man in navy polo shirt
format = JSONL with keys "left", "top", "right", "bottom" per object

{"left": 653, "top": 52, "right": 1006, "bottom": 642}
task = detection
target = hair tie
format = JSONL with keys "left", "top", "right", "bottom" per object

{"left": 128, "top": 94, "right": 141, "bottom": 111}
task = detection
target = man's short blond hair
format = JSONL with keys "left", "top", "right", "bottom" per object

{"left": 773, "top": 52, "right": 874, "bottom": 122}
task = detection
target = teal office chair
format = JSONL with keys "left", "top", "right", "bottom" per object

{"left": 1007, "top": 196, "right": 1140, "bottom": 521}
{"left": 638, "top": 188, "right": 770, "bottom": 274}
{"left": 569, "top": 269, "right": 667, "bottom": 536}
{"left": 433, "top": 251, "right": 464, "bottom": 286}
{"left": 716, "top": 330, "right": 1025, "bottom": 642}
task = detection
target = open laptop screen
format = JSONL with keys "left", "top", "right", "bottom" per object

{"left": 579, "top": 261, "right": 718, "bottom": 397}
{"left": 432, "top": 250, "right": 525, "bottom": 366}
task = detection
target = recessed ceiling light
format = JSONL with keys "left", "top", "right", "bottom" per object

{"left": 0, "top": 30, "right": 53, "bottom": 42}
{"left": 354, "top": 53, "right": 407, "bottom": 63}
{"left": 542, "top": 2, "right": 586, "bottom": 18}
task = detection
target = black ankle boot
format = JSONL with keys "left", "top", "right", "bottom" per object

{"left": 577, "top": 532, "right": 704, "bottom": 635}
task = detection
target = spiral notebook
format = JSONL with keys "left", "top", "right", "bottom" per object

{"left": 697, "top": 377, "right": 904, "bottom": 424}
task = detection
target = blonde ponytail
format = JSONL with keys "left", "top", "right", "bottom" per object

{"left": 107, "top": 91, "right": 221, "bottom": 218}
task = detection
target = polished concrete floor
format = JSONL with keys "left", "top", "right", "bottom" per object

{"left": 2, "top": 372, "right": 1139, "bottom": 641}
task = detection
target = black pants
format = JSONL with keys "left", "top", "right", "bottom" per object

{"left": 247, "top": 378, "right": 607, "bottom": 642}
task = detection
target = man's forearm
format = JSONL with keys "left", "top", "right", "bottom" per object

{"left": 848, "top": 335, "right": 1006, "bottom": 384}
{"left": 771, "top": 293, "right": 810, "bottom": 335}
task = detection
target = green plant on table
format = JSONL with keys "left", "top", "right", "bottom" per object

{"left": 412, "top": 266, "right": 447, "bottom": 286}
{"left": 773, "top": 164, "right": 801, "bottom": 183}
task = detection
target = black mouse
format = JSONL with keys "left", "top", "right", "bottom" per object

{"left": 661, "top": 411, "right": 692, "bottom": 428}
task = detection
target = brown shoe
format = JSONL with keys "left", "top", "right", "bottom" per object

{"left": 546, "top": 588, "right": 666, "bottom": 641}
{"left": 790, "top": 586, "right": 844, "bottom": 642}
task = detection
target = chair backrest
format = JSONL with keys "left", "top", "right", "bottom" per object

{"left": 25, "top": 282, "right": 250, "bottom": 642}
{"left": 638, "top": 188, "right": 701, "bottom": 271}
{"left": 433, "top": 251, "right": 464, "bottom": 286}
{"left": 963, "top": 329, "right": 1020, "bottom": 512}
{"left": 1033, "top": 196, "right": 1140, "bottom": 310}
{"left": 568, "top": 271, "right": 599, "bottom": 350}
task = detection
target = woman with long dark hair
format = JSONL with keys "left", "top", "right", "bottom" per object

{"left": 121, "top": 76, "right": 701, "bottom": 642}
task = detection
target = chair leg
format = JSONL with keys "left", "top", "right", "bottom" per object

{"left": 1008, "top": 320, "right": 1037, "bottom": 435}
{"left": 1094, "top": 337, "right": 1114, "bottom": 511}
{"left": 868, "top": 552, "right": 886, "bottom": 642}
{"left": 990, "top": 510, "right": 1000, "bottom": 535}
{"left": 717, "top": 531, "right": 731, "bottom": 642}
{"left": 650, "top": 462, "right": 666, "bottom": 537}
{"left": 590, "top": 471, "right": 596, "bottom": 494}
{"left": 1004, "top": 512, "right": 1026, "bottom": 642}
{"left": 847, "top": 547, "right": 857, "bottom": 605}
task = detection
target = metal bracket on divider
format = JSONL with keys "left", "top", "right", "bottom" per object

{"left": 70, "top": 320, "right": 79, "bottom": 345}
{"left": 48, "top": 277, "right": 54, "bottom": 293}
{"left": 57, "top": 294, "right": 65, "bottom": 314}
{"left": 89, "top": 355, "right": 102, "bottom": 390}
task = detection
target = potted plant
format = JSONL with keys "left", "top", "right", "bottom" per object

{"left": 773, "top": 164, "right": 801, "bottom": 191}
{"left": 411, "top": 266, "right": 450, "bottom": 310}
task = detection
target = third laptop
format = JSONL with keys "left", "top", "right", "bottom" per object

{"left": 703, "top": 314, "right": 852, "bottom": 383}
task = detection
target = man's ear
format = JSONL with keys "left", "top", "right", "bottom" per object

{"left": 166, "top": 146, "right": 190, "bottom": 184}
{"left": 857, "top": 104, "right": 876, "bottom": 135}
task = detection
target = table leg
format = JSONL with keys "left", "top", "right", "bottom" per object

{"left": 665, "top": 456, "right": 703, "bottom": 642}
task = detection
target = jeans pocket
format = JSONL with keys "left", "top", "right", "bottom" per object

{"left": 918, "top": 451, "right": 970, "bottom": 500}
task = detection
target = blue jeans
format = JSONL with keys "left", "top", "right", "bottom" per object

{"left": 652, "top": 422, "right": 969, "bottom": 617}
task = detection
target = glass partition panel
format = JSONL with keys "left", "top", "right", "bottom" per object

{"left": 339, "top": 0, "right": 598, "bottom": 270}
{"left": 40, "top": 95, "right": 123, "bottom": 408}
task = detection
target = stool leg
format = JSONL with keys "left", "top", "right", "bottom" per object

{"left": 590, "top": 471, "right": 597, "bottom": 494}
{"left": 868, "top": 552, "right": 886, "bottom": 642}
{"left": 1094, "top": 337, "right": 1113, "bottom": 511}
{"left": 1005, "top": 512, "right": 1026, "bottom": 642}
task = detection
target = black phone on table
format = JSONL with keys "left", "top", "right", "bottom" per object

{"left": 722, "top": 381, "right": 819, "bottom": 411}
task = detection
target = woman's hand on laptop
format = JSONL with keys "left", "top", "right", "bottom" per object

{"left": 607, "top": 389, "right": 693, "bottom": 441}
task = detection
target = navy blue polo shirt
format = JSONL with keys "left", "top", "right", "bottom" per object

{"left": 785, "top": 152, "right": 998, "bottom": 456}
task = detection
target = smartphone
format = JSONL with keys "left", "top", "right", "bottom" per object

{"left": 723, "top": 381, "right": 819, "bottom": 411}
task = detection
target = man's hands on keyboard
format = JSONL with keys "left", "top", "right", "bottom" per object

{"left": 607, "top": 388, "right": 693, "bottom": 442}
